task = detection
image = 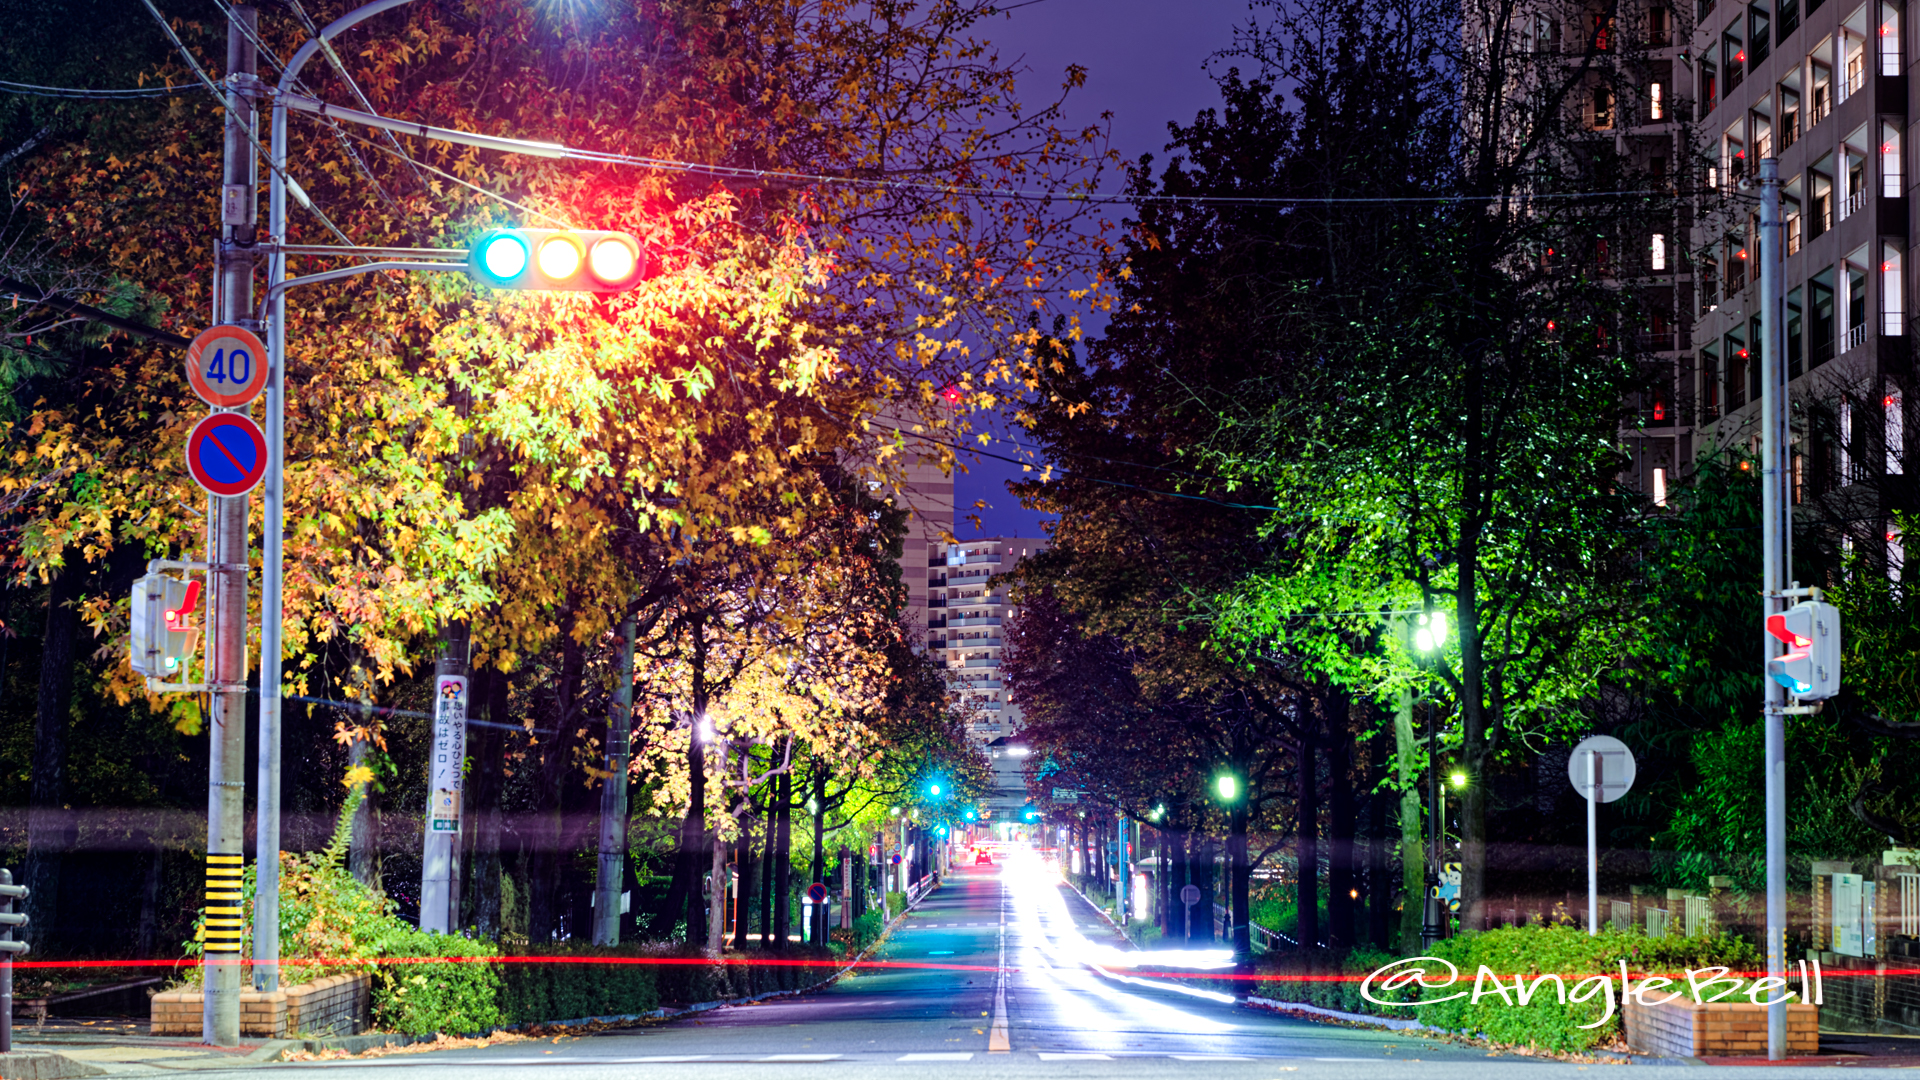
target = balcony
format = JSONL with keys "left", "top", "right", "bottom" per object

{"left": 1844, "top": 323, "right": 1868, "bottom": 353}
{"left": 1842, "top": 189, "right": 1865, "bottom": 221}
{"left": 942, "top": 637, "right": 1003, "bottom": 649}
{"left": 962, "top": 657, "right": 1000, "bottom": 668}
{"left": 946, "top": 615, "right": 1002, "bottom": 627}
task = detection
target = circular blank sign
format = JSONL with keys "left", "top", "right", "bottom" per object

{"left": 186, "top": 324, "right": 268, "bottom": 407}
{"left": 1568, "top": 735, "right": 1637, "bottom": 803}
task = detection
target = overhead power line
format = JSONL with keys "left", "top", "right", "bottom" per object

{"left": 0, "top": 80, "right": 191, "bottom": 99}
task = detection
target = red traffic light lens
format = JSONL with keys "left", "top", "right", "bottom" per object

{"left": 481, "top": 233, "right": 528, "bottom": 280}
{"left": 588, "top": 238, "right": 639, "bottom": 284}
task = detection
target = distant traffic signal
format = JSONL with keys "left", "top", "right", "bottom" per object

{"left": 469, "top": 229, "right": 646, "bottom": 292}
{"left": 1765, "top": 600, "right": 1841, "bottom": 700}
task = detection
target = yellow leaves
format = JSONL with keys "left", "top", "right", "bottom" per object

{"left": 342, "top": 765, "right": 376, "bottom": 790}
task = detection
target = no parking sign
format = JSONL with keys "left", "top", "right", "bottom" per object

{"left": 185, "top": 413, "right": 268, "bottom": 497}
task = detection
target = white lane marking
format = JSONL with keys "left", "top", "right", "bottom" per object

{"left": 899, "top": 1052, "right": 976, "bottom": 1061}
{"left": 1173, "top": 1055, "right": 1255, "bottom": 1060}
{"left": 1038, "top": 1052, "right": 1114, "bottom": 1060}
{"left": 757, "top": 1054, "right": 841, "bottom": 1061}
{"left": 628, "top": 1057, "right": 714, "bottom": 1063}
{"left": 990, "top": 883, "right": 1011, "bottom": 1053}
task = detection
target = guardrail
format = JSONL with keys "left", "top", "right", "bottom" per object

{"left": 1213, "top": 902, "right": 1298, "bottom": 951}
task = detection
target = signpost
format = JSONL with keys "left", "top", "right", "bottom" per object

{"left": 1568, "top": 735, "right": 1637, "bottom": 935}
{"left": 420, "top": 674, "right": 467, "bottom": 932}
{"left": 185, "top": 324, "right": 268, "bottom": 407}
{"left": 184, "top": 414, "right": 268, "bottom": 498}
{"left": 1180, "top": 883, "right": 1201, "bottom": 944}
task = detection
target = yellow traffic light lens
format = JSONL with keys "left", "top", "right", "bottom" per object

{"left": 589, "top": 238, "right": 638, "bottom": 283}
{"left": 481, "top": 234, "right": 528, "bottom": 279}
{"left": 538, "top": 236, "right": 583, "bottom": 279}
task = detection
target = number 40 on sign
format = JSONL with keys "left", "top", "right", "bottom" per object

{"left": 186, "top": 324, "right": 268, "bottom": 407}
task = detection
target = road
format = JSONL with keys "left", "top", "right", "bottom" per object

{"left": 60, "top": 855, "right": 1848, "bottom": 1077}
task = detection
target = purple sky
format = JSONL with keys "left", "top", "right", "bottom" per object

{"left": 950, "top": 0, "right": 1256, "bottom": 539}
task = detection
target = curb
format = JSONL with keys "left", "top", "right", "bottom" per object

{"left": 1242, "top": 995, "right": 1698, "bottom": 1066}
{"left": 280, "top": 884, "right": 945, "bottom": 1062}
{"left": 0, "top": 1050, "right": 107, "bottom": 1079}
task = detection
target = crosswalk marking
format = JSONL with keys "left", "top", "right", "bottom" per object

{"left": 898, "top": 1052, "right": 976, "bottom": 1061}
{"left": 758, "top": 1053, "right": 841, "bottom": 1061}
{"left": 1173, "top": 1055, "right": 1254, "bottom": 1061}
{"left": 1037, "top": 1052, "right": 1114, "bottom": 1060}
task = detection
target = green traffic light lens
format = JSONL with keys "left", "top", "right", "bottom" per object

{"left": 482, "top": 234, "right": 528, "bottom": 280}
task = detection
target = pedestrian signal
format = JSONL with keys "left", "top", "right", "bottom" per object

{"left": 1765, "top": 600, "right": 1841, "bottom": 700}
{"left": 131, "top": 573, "right": 201, "bottom": 678}
{"left": 468, "top": 229, "right": 646, "bottom": 292}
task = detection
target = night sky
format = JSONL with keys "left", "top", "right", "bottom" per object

{"left": 949, "top": 0, "right": 1258, "bottom": 539}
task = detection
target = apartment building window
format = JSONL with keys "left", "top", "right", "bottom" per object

{"left": 1651, "top": 6, "right": 1673, "bottom": 44}
{"left": 1594, "top": 86, "right": 1614, "bottom": 128}
{"left": 1847, "top": 251, "right": 1869, "bottom": 352}
{"left": 1700, "top": 344, "right": 1721, "bottom": 419}
{"left": 1727, "top": 28, "right": 1747, "bottom": 91}
{"left": 1884, "top": 243, "right": 1906, "bottom": 335}
{"left": 1650, "top": 81, "right": 1665, "bottom": 120}
{"left": 1881, "top": 1, "right": 1902, "bottom": 74}
{"left": 1727, "top": 132, "right": 1747, "bottom": 182}
{"left": 1727, "top": 327, "right": 1749, "bottom": 409}
{"left": 1754, "top": 110, "right": 1775, "bottom": 159}
{"left": 1651, "top": 233, "right": 1669, "bottom": 270}
{"left": 1750, "top": 5, "right": 1773, "bottom": 62}
{"left": 1891, "top": 525, "right": 1906, "bottom": 581}
{"left": 1793, "top": 450, "right": 1806, "bottom": 502}
{"left": 1780, "top": 81, "right": 1801, "bottom": 147}
{"left": 1749, "top": 315, "right": 1765, "bottom": 401}
{"left": 1842, "top": 129, "right": 1867, "bottom": 218}
{"left": 1702, "top": 60, "right": 1719, "bottom": 114}
{"left": 1844, "top": 21, "right": 1868, "bottom": 98}
{"left": 1840, "top": 397, "right": 1855, "bottom": 482}
{"left": 1883, "top": 121, "right": 1905, "bottom": 197}
{"left": 1889, "top": 390, "right": 1906, "bottom": 474}
{"left": 1788, "top": 286, "right": 1805, "bottom": 375}
{"left": 1811, "top": 49, "right": 1834, "bottom": 120}
{"left": 1595, "top": 13, "right": 1615, "bottom": 50}
{"left": 1811, "top": 267, "right": 1837, "bottom": 365}
{"left": 1786, "top": 178, "right": 1804, "bottom": 252}
{"left": 1779, "top": 0, "right": 1801, "bottom": 39}
{"left": 1810, "top": 159, "right": 1834, "bottom": 237}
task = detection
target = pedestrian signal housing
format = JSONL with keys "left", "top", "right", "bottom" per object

{"left": 130, "top": 573, "right": 201, "bottom": 678}
{"left": 468, "top": 229, "right": 646, "bottom": 292}
{"left": 1765, "top": 600, "right": 1841, "bottom": 700}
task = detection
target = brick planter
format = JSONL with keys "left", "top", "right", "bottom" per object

{"left": 151, "top": 973, "right": 369, "bottom": 1038}
{"left": 1624, "top": 994, "right": 1818, "bottom": 1058}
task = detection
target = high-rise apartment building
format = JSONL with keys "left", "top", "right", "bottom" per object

{"left": 1687, "top": 0, "right": 1907, "bottom": 563}
{"left": 927, "top": 536, "right": 1048, "bottom": 816}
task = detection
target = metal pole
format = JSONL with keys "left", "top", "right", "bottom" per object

{"left": 1587, "top": 750, "right": 1599, "bottom": 935}
{"left": 257, "top": 0, "right": 422, "bottom": 988}
{"left": 421, "top": 626, "right": 469, "bottom": 933}
{"left": 204, "top": 4, "right": 256, "bottom": 1047}
{"left": 0, "top": 868, "right": 26, "bottom": 1054}
{"left": 1758, "top": 155, "right": 1792, "bottom": 1061}
{"left": 592, "top": 613, "right": 637, "bottom": 946}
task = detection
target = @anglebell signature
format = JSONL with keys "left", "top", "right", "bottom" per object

{"left": 1358, "top": 956, "right": 1827, "bottom": 1029}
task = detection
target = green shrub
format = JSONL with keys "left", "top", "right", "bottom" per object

{"left": 497, "top": 942, "right": 660, "bottom": 1025}
{"left": 373, "top": 929, "right": 504, "bottom": 1036}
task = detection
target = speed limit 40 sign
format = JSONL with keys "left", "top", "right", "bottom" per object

{"left": 186, "top": 324, "right": 268, "bottom": 407}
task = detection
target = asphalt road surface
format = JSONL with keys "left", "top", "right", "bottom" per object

{"left": 117, "top": 855, "right": 1851, "bottom": 1078}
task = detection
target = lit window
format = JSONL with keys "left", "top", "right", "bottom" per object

{"left": 1889, "top": 391, "right": 1905, "bottom": 475}
{"left": 1650, "top": 82, "right": 1665, "bottom": 119}
{"left": 1891, "top": 526, "right": 1906, "bottom": 581}
{"left": 1841, "top": 399, "right": 1854, "bottom": 484}
{"left": 1885, "top": 242, "right": 1905, "bottom": 334}
{"left": 1651, "top": 233, "right": 1668, "bottom": 271}
{"left": 1653, "top": 467, "right": 1668, "bottom": 506}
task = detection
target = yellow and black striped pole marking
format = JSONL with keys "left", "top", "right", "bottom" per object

{"left": 204, "top": 853, "right": 244, "bottom": 954}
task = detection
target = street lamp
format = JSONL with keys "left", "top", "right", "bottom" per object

{"left": 1215, "top": 774, "right": 1239, "bottom": 802}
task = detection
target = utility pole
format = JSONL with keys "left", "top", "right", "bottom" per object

{"left": 1757, "top": 157, "right": 1792, "bottom": 1061}
{"left": 592, "top": 613, "right": 637, "bottom": 946}
{"left": 205, "top": 1, "right": 257, "bottom": 1047}
{"left": 421, "top": 623, "right": 469, "bottom": 933}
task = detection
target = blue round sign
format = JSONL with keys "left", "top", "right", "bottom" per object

{"left": 185, "top": 413, "right": 267, "bottom": 497}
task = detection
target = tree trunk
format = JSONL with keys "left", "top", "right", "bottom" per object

{"left": 1165, "top": 826, "right": 1185, "bottom": 942}
{"left": 1396, "top": 686, "right": 1425, "bottom": 953}
{"left": 1296, "top": 731, "right": 1320, "bottom": 949}
{"left": 810, "top": 771, "right": 826, "bottom": 945}
{"left": 734, "top": 808, "right": 755, "bottom": 949}
{"left": 136, "top": 836, "right": 163, "bottom": 957}
{"left": 1327, "top": 703, "right": 1356, "bottom": 949}
{"left": 1458, "top": 337, "right": 1489, "bottom": 935}
{"left": 772, "top": 765, "right": 792, "bottom": 952}
{"left": 26, "top": 559, "right": 83, "bottom": 950}
{"left": 1192, "top": 833, "right": 1216, "bottom": 943}
{"left": 685, "top": 622, "right": 709, "bottom": 946}
{"left": 1228, "top": 801, "right": 1251, "bottom": 963}
{"left": 707, "top": 740, "right": 730, "bottom": 957}
{"left": 760, "top": 780, "right": 776, "bottom": 947}
{"left": 348, "top": 651, "right": 381, "bottom": 890}
{"left": 467, "top": 666, "right": 509, "bottom": 939}
{"left": 528, "top": 625, "right": 584, "bottom": 942}
{"left": 1368, "top": 716, "right": 1392, "bottom": 948}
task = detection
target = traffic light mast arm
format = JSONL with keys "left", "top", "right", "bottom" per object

{"left": 257, "top": 260, "right": 467, "bottom": 324}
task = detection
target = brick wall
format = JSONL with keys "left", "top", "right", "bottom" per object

{"left": 150, "top": 973, "right": 369, "bottom": 1038}
{"left": 1625, "top": 995, "right": 1819, "bottom": 1057}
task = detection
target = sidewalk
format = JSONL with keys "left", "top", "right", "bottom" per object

{"left": 6, "top": 1017, "right": 296, "bottom": 1074}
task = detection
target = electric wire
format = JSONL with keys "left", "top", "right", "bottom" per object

{"left": 0, "top": 80, "right": 191, "bottom": 99}
{"left": 283, "top": 0, "right": 433, "bottom": 197}
{"left": 134, "top": 0, "right": 361, "bottom": 251}
{"left": 331, "top": 124, "right": 572, "bottom": 227}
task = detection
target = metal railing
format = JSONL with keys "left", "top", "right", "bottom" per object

{"left": 1845, "top": 323, "right": 1868, "bottom": 353}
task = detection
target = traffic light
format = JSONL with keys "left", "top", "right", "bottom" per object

{"left": 469, "top": 229, "right": 646, "bottom": 292}
{"left": 130, "top": 573, "right": 201, "bottom": 678}
{"left": 1765, "top": 600, "right": 1841, "bottom": 700}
